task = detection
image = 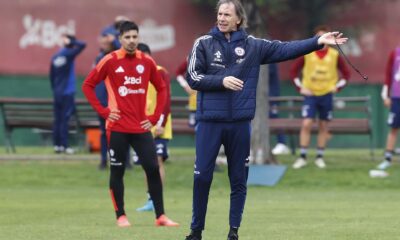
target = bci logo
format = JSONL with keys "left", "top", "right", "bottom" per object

{"left": 19, "top": 14, "right": 75, "bottom": 49}
{"left": 124, "top": 76, "right": 142, "bottom": 85}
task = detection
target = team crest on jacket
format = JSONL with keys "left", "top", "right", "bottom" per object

{"left": 136, "top": 64, "right": 144, "bottom": 74}
{"left": 234, "top": 47, "right": 245, "bottom": 57}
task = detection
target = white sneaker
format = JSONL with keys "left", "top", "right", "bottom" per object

{"left": 293, "top": 158, "right": 307, "bottom": 169}
{"left": 65, "top": 148, "right": 75, "bottom": 154}
{"left": 54, "top": 146, "right": 64, "bottom": 153}
{"left": 369, "top": 169, "right": 389, "bottom": 178}
{"left": 377, "top": 160, "right": 391, "bottom": 170}
{"left": 315, "top": 158, "right": 326, "bottom": 169}
{"left": 272, "top": 143, "right": 290, "bottom": 155}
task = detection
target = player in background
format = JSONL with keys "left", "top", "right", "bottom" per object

{"left": 291, "top": 25, "right": 350, "bottom": 169}
{"left": 135, "top": 43, "right": 173, "bottom": 212}
{"left": 50, "top": 34, "right": 86, "bottom": 154}
{"left": 377, "top": 46, "right": 400, "bottom": 170}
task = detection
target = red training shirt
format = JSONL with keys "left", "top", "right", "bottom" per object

{"left": 82, "top": 48, "right": 167, "bottom": 134}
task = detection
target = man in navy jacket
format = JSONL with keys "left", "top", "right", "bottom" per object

{"left": 184, "top": 1, "right": 348, "bottom": 239}
{"left": 50, "top": 34, "right": 86, "bottom": 154}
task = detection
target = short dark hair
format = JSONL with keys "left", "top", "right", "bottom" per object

{"left": 137, "top": 43, "right": 151, "bottom": 55}
{"left": 216, "top": 0, "right": 247, "bottom": 28}
{"left": 119, "top": 21, "right": 139, "bottom": 35}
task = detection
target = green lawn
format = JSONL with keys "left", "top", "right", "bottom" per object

{"left": 0, "top": 148, "right": 399, "bottom": 240}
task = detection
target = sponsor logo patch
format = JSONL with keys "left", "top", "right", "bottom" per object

{"left": 124, "top": 76, "right": 142, "bottom": 85}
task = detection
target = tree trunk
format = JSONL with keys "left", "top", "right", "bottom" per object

{"left": 242, "top": 0, "right": 275, "bottom": 164}
{"left": 251, "top": 65, "right": 276, "bottom": 164}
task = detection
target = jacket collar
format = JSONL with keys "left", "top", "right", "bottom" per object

{"left": 209, "top": 26, "right": 247, "bottom": 42}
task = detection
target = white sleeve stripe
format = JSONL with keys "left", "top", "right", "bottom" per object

{"left": 188, "top": 36, "right": 208, "bottom": 81}
{"left": 248, "top": 35, "right": 273, "bottom": 43}
{"left": 188, "top": 35, "right": 211, "bottom": 82}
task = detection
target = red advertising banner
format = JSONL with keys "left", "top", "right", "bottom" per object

{"left": 0, "top": 0, "right": 400, "bottom": 83}
{"left": 0, "top": 0, "right": 214, "bottom": 77}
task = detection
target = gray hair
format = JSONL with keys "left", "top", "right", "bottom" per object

{"left": 216, "top": 0, "right": 248, "bottom": 28}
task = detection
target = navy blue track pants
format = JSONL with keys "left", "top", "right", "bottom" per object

{"left": 190, "top": 121, "right": 250, "bottom": 230}
{"left": 52, "top": 94, "right": 75, "bottom": 148}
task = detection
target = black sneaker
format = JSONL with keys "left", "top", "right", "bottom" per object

{"left": 185, "top": 235, "right": 201, "bottom": 240}
{"left": 185, "top": 230, "right": 202, "bottom": 240}
{"left": 227, "top": 228, "right": 239, "bottom": 240}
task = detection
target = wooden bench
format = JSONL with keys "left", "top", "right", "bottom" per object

{"left": 169, "top": 95, "right": 373, "bottom": 155}
{"left": 0, "top": 98, "right": 98, "bottom": 153}
{"left": 268, "top": 96, "right": 373, "bottom": 155}
{"left": 170, "top": 97, "right": 196, "bottom": 134}
{"left": 0, "top": 97, "right": 195, "bottom": 152}
{"left": 0, "top": 96, "right": 372, "bottom": 154}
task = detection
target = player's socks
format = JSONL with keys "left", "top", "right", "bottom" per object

{"left": 316, "top": 147, "right": 325, "bottom": 159}
{"left": 384, "top": 150, "right": 393, "bottom": 162}
{"left": 300, "top": 147, "right": 308, "bottom": 159}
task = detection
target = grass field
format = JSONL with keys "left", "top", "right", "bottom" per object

{"left": 0, "top": 148, "right": 400, "bottom": 240}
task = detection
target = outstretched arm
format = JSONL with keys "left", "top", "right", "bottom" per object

{"left": 259, "top": 32, "right": 348, "bottom": 64}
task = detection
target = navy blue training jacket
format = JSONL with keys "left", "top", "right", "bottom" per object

{"left": 187, "top": 26, "right": 322, "bottom": 122}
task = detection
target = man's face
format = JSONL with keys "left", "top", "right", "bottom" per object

{"left": 119, "top": 30, "right": 139, "bottom": 54}
{"left": 217, "top": 2, "right": 241, "bottom": 34}
{"left": 98, "top": 36, "right": 113, "bottom": 53}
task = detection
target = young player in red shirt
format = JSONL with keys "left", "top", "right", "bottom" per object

{"left": 82, "top": 21, "right": 179, "bottom": 228}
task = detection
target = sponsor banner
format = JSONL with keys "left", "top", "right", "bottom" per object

{"left": 1, "top": 0, "right": 399, "bottom": 83}
{"left": 0, "top": 0, "right": 214, "bottom": 77}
